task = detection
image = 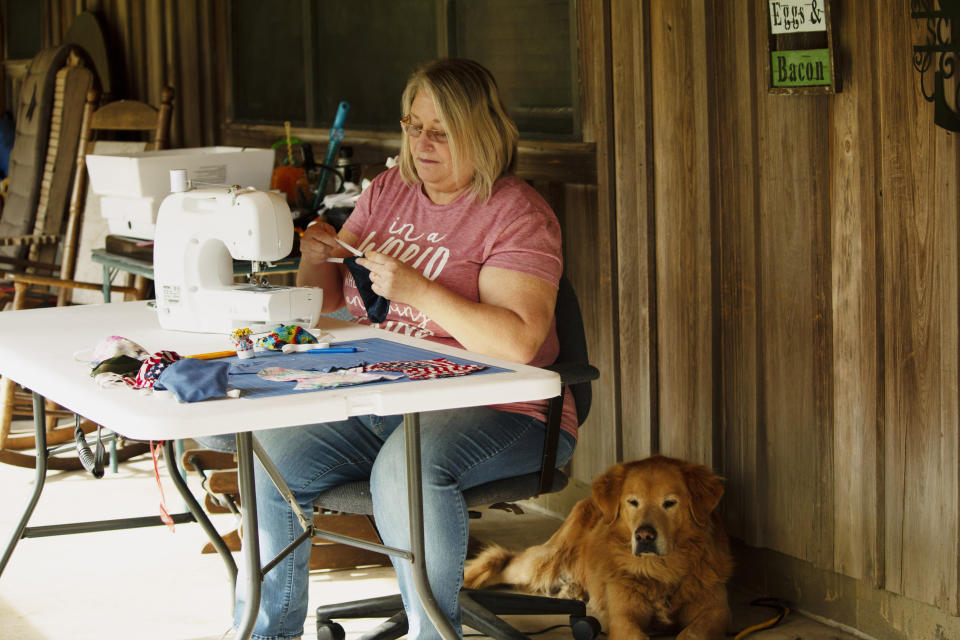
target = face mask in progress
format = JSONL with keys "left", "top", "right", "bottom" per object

{"left": 344, "top": 256, "right": 391, "bottom": 324}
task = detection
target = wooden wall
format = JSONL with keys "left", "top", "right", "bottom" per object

{"left": 24, "top": 0, "right": 960, "bottom": 635}
{"left": 604, "top": 0, "right": 960, "bottom": 633}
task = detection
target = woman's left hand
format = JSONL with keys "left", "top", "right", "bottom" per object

{"left": 357, "top": 251, "right": 429, "bottom": 304}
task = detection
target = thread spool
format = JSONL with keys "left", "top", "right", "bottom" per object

{"left": 169, "top": 169, "right": 189, "bottom": 192}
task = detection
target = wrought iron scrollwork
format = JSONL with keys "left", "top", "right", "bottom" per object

{"left": 913, "top": 0, "right": 960, "bottom": 130}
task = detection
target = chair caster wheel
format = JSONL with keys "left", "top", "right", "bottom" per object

{"left": 316, "top": 620, "right": 345, "bottom": 640}
{"left": 570, "top": 614, "right": 601, "bottom": 640}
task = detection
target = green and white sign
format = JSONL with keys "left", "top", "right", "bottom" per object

{"left": 768, "top": 0, "right": 827, "bottom": 34}
{"left": 771, "top": 49, "right": 831, "bottom": 87}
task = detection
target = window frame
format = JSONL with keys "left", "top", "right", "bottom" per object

{"left": 224, "top": 0, "right": 581, "bottom": 139}
{"left": 219, "top": 0, "right": 594, "bottom": 185}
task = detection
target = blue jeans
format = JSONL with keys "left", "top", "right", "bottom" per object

{"left": 223, "top": 408, "right": 576, "bottom": 640}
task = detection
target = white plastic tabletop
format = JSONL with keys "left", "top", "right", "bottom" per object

{"left": 0, "top": 301, "right": 560, "bottom": 441}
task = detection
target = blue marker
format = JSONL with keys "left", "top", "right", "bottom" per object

{"left": 303, "top": 347, "right": 358, "bottom": 354}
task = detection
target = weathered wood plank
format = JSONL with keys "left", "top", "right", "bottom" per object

{"left": 611, "top": 0, "right": 657, "bottom": 461}
{"left": 564, "top": 0, "right": 620, "bottom": 485}
{"left": 712, "top": 0, "right": 762, "bottom": 546}
{"left": 829, "top": 1, "right": 881, "bottom": 587}
{"left": 752, "top": 0, "right": 834, "bottom": 570}
{"left": 934, "top": 109, "right": 960, "bottom": 618}
{"left": 877, "top": 1, "right": 959, "bottom": 611}
{"left": 649, "top": 0, "right": 715, "bottom": 466}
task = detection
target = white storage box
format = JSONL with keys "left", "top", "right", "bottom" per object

{"left": 86, "top": 146, "right": 274, "bottom": 239}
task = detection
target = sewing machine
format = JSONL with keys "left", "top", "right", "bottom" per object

{"left": 153, "top": 184, "right": 322, "bottom": 334}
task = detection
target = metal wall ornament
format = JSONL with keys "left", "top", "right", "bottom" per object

{"left": 913, "top": 0, "right": 960, "bottom": 131}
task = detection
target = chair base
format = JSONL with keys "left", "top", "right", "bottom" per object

{"left": 315, "top": 589, "right": 601, "bottom": 640}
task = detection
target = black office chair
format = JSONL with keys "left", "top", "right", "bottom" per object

{"left": 314, "top": 275, "right": 601, "bottom": 640}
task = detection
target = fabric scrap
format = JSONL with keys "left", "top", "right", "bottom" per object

{"left": 229, "top": 359, "right": 342, "bottom": 375}
{"left": 364, "top": 358, "right": 487, "bottom": 380}
{"left": 90, "top": 354, "right": 143, "bottom": 378}
{"left": 91, "top": 335, "right": 148, "bottom": 367}
{"left": 124, "top": 350, "right": 182, "bottom": 390}
{"left": 257, "top": 366, "right": 404, "bottom": 390}
{"left": 93, "top": 372, "right": 132, "bottom": 389}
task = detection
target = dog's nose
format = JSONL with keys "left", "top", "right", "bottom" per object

{"left": 636, "top": 525, "right": 657, "bottom": 542}
{"left": 634, "top": 525, "right": 659, "bottom": 555}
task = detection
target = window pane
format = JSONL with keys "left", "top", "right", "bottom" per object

{"left": 454, "top": 0, "right": 577, "bottom": 138}
{"left": 231, "top": 0, "right": 306, "bottom": 124}
{"left": 228, "top": 0, "right": 579, "bottom": 139}
{"left": 311, "top": 1, "right": 438, "bottom": 131}
{"left": 4, "top": 0, "right": 43, "bottom": 60}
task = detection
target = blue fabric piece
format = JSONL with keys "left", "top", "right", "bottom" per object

{"left": 344, "top": 256, "right": 390, "bottom": 323}
{"left": 156, "top": 358, "right": 230, "bottom": 403}
{"left": 227, "top": 351, "right": 362, "bottom": 374}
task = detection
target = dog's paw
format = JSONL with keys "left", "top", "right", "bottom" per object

{"left": 555, "top": 579, "right": 589, "bottom": 602}
{"left": 463, "top": 544, "right": 514, "bottom": 589}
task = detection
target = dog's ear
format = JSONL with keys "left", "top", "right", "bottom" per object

{"left": 592, "top": 463, "right": 626, "bottom": 524}
{"left": 681, "top": 463, "right": 724, "bottom": 527}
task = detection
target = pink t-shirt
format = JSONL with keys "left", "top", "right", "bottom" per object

{"left": 342, "top": 167, "right": 578, "bottom": 439}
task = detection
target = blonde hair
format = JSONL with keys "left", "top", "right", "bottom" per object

{"left": 398, "top": 58, "right": 518, "bottom": 203}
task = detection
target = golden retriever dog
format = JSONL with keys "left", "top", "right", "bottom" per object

{"left": 464, "top": 455, "right": 733, "bottom": 640}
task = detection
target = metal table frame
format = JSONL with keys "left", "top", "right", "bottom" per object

{"left": 0, "top": 393, "right": 238, "bottom": 596}
{"left": 0, "top": 400, "right": 463, "bottom": 640}
{"left": 231, "top": 411, "right": 458, "bottom": 639}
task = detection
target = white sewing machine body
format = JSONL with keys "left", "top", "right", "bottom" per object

{"left": 153, "top": 186, "right": 322, "bottom": 334}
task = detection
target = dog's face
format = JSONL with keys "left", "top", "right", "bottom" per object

{"left": 592, "top": 456, "right": 724, "bottom": 557}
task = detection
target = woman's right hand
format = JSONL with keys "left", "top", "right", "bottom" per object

{"left": 299, "top": 220, "right": 339, "bottom": 265}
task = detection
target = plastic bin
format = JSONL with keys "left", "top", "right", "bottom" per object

{"left": 86, "top": 146, "right": 274, "bottom": 239}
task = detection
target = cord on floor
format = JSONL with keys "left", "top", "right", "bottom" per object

{"left": 733, "top": 597, "right": 791, "bottom": 639}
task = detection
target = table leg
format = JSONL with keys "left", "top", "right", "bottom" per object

{"left": 234, "top": 432, "right": 262, "bottom": 640}
{"left": 162, "top": 440, "right": 238, "bottom": 611}
{"left": 403, "top": 412, "right": 459, "bottom": 640}
{"left": 101, "top": 264, "right": 114, "bottom": 304}
{"left": 0, "top": 393, "right": 48, "bottom": 578}
{"left": 99, "top": 265, "right": 122, "bottom": 471}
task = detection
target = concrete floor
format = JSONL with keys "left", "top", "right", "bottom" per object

{"left": 0, "top": 439, "right": 871, "bottom": 639}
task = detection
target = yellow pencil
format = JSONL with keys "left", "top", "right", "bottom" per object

{"left": 186, "top": 350, "right": 237, "bottom": 360}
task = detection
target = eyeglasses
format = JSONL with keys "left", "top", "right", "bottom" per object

{"left": 400, "top": 116, "right": 448, "bottom": 144}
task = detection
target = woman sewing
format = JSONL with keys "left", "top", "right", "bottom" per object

{"left": 240, "top": 58, "right": 579, "bottom": 640}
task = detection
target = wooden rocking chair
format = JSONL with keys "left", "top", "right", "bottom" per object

{"left": 0, "top": 83, "right": 174, "bottom": 470}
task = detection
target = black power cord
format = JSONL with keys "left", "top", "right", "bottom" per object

{"left": 732, "top": 597, "right": 791, "bottom": 639}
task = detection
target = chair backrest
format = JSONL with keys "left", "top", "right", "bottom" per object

{"left": 0, "top": 46, "right": 93, "bottom": 269}
{"left": 59, "top": 86, "right": 174, "bottom": 296}
{"left": 83, "top": 86, "right": 175, "bottom": 151}
{"left": 554, "top": 274, "right": 593, "bottom": 426}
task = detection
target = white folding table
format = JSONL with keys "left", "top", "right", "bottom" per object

{"left": 0, "top": 301, "right": 560, "bottom": 640}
